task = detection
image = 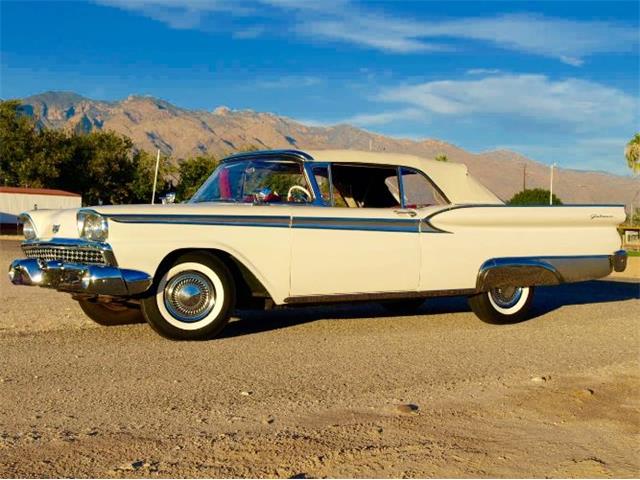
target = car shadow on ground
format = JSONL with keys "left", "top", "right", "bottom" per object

{"left": 219, "top": 279, "right": 639, "bottom": 339}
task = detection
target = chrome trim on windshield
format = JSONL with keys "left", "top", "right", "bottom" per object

{"left": 221, "top": 149, "right": 314, "bottom": 163}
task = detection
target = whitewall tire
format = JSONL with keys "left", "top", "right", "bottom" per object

{"left": 468, "top": 286, "right": 535, "bottom": 324}
{"left": 141, "top": 252, "right": 235, "bottom": 340}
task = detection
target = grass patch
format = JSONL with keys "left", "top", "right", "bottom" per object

{"left": 626, "top": 250, "right": 640, "bottom": 257}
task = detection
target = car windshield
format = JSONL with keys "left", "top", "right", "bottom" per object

{"left": 190, "top": 159, "right": 313, "bottom": 204}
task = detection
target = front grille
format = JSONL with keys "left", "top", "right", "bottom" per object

{"left": 22, "top": 245, "right": 108, "bottom": 266}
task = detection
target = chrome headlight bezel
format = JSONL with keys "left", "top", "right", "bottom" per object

{"left": 19, "top": 214, "right": 37, "bottom": 241}
{"left": 77, "top": 210, "right": 109, "bottom": 242}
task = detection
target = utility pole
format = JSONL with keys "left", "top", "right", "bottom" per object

{"left": 549, "top": 163, "right": 556, "bottom": 205}
{"left": 151, "top": 149, "right": 160, "bottom": 205}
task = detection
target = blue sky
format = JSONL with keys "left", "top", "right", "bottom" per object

{"left": 1, "top": 0, "right": 638, "bottom": 175}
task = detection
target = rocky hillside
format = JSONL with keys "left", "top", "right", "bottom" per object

{"left": 19, "top": 91, "right": 639, "bottom": 206}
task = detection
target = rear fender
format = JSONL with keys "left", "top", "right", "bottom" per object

{"left": 477, "top": 254, "right": 617, "bottom": 291}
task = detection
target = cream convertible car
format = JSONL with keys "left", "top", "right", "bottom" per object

{"left": 10, "top": 149, "right": 627, "bottom": 340}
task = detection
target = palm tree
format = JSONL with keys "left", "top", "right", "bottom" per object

{"left": 626, "top": 133, "right": 640, "bottom": 174}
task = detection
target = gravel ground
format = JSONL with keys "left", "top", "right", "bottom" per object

{"left": 1, "top": 239, "right": 639, "bottom": 478}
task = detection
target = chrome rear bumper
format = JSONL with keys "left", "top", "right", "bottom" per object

{"left": 8, "top": 258, "right": 152, "bottom": 297}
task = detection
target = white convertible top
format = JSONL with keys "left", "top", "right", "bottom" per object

{"left": 307, "top": 149, "right": 502, "bottom": 205}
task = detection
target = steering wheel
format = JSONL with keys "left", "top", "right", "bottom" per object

{"left": 287, "top": 185, "right": 312, "bottom": 203}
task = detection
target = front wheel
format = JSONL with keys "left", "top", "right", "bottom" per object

{"left": 141, "top": 252, "right": 235, "bottom": 340}
{"left": 468, "top": 286, "right": 535, "bottom": 324}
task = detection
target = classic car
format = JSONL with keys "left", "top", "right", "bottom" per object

{"left": 9, "top": 149, "right": 628, "bottom": 340}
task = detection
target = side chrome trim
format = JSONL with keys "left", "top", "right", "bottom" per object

{"left": 292, "top": 216, "right": 419, "bottom": 233}
{"left": 419, "top": 217, "right": 451, "bottom": 234}
{"left": 108, "top": 214, "right": 291, "bottom": 228}
{"left": 284, "top": 288, "right": 477, "bottom": 305}
{"left": 107, "top": 213, "right": 435, "bottom": 234}
{"left": 477, "top": 253, "right": 616, "bottom": 291}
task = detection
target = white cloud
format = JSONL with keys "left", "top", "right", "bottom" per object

{"left": 300, "top": 15, "right": 448, "bottom": 54}
{"left": 254, "top": 75, "right": 323, "bottom": 89}
{"left": 284, "top": 7, "right": 638, "bottom": 61}
{"left": 342, "top": 108, "right": 425, "bottom": 127}
{"left": 96, "top": 1, "right": 638, "bottom": 64}
{"left": 379, "top": 74, "right": 637, "bottom": 129}
{"left": 96, "top": 0, "right": 254, "bottom": 29}
{"left": 233, "top": 26, "right": 265, "bottom": 39}
{"left": 466, "top": 68, "right": 501, "bottom": 75}
{"left": 415, "top": 14, "right": 637, "bottom": 65}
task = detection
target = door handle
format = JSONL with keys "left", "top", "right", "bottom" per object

{"left": 394, "top": 209, "right": 417, "bottom": 217}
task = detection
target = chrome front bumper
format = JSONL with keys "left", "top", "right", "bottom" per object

{"left": 9, "top": 258, "right": 152, "bottom": 297}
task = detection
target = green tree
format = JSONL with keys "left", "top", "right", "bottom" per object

{"left": 435, "top": 154, "right": 448, "bottom": 162}
{"left": 625, "top": 133, "right": 640, "bottom": 174}
{"left": 69, "top": 132, "right": 141, "bottom": 205}
{"left": 0, "top": 100, "right": 40, "bottom": 186}
{"left": 507, "top": 188, "right": 563, "bottom": 206}
{"left": 176, "top": 156, "right": 218, "bottom": 201}
{"left": 129, "top": 150, "right": 175, "bottom": 204}
{"left": 0, "top": 99, "right": 179, "bottom": 204}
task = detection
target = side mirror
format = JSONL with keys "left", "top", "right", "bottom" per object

{"left": 161, "top": 192, "right": 176, "bottom": 204}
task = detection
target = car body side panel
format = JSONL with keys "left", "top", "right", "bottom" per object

{"left": 289, "top": 207, "right": 421, "bottom": 296}
{"left": 419, "top": 205, "right": 625, "bottom": 291}
{"left": 105, "top": 211, "right": 292, "bottom": 304}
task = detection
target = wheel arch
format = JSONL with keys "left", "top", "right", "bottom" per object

{"left": 151, "top": 248, "right": 273, "bottom": 308}
{"left": 477, "top": 258, "right": 562, "bottom": 292}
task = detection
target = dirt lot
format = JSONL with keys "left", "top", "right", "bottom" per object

{"left": 1, "top": 239, "right": 639, "bottom": 478}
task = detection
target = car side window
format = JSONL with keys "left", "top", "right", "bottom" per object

{"left": 330, "top": 164, "right": 400, "bottom": 208}
{"left": 399, "top": 167, "right": 447, "bottom": 207}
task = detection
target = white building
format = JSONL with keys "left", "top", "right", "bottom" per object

{"left": 0, "top": 186, "right": 81, "bottom": 233}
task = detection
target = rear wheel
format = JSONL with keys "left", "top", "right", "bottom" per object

{"left": 141, "top": 252, "right": 235, "bottom": 340}
{"left": 468, "top": 286, "right": 534, "bottom": 324}
{"left": 78, "top": 300, "right": 144, "bottom": 326}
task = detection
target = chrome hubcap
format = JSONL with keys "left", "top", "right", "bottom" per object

{"left": 164, "top": 271, "right": 216, "bottom": 322}
{"left": 490, "top": 286, "right": 523, "bottom": 308}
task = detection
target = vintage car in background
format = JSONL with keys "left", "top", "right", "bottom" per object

{"left": 9, "top": 149, "right": 627, "bottom": 340}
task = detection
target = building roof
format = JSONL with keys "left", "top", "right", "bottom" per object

{"left": 0, "top": 186, "right": 81, "bottom": 197}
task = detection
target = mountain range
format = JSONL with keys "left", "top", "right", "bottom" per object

{"left": 17, "top": 91, "right": 639, "bottom": 207}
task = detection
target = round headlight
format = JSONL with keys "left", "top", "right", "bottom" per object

{"left": 21, "top": 215, "right": 37, "bottom": 240}
{"left": 77, "top": 211, "right": 108, "bottom": 242}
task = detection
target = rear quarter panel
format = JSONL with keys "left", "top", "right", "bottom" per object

{"left": 420, "top": 205, "right": 625, "bottom": 291}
